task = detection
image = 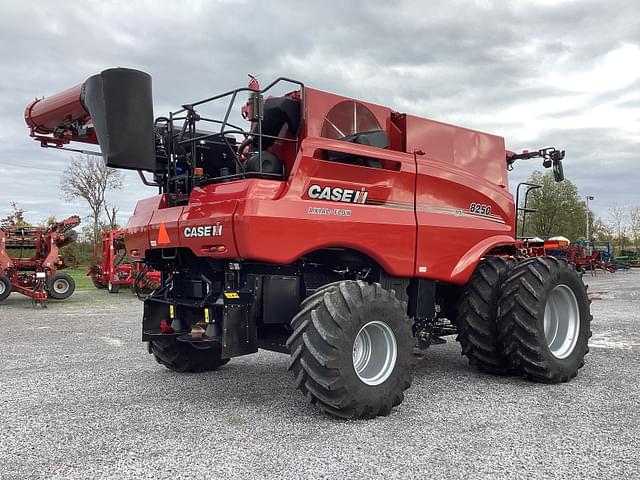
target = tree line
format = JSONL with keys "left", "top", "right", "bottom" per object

{"left": 521, "top": 170, "right": 639, "bottom": 253}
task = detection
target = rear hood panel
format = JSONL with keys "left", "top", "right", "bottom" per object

{"left": 125, "top": 194, "right": 239, "bottom": 258}
{"left": 179, "top": 200, "right": 238, "bottom": 257}
{"left": 125, "top": 180, "right": 284, "bottom": 259}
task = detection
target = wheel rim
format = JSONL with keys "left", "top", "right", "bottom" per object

{"left": 352, "top": 320, "right": 397, "bottom": 386}
{"left": 543, "top": 284, "right": 580, "bottom": 359}
{"left": 0, "top": 281, "right": 5, "bottom": 295}
{"left": 53, "top": 279, "right": 70, "bottom": 294}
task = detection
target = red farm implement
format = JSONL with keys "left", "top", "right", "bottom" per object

{"left": 0, "top": 216, "right": 80, "bottom": 305}
{"left": 542, "top": 242, "right": 619, "bottom": 274}
{"left": 87, "top": 229, "right": 160, "bottom": 296}
{"left": 567, "top": 245, "right": 615, "bottom": 274}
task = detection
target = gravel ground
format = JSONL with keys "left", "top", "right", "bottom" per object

{"left": 1, "top": 271, "right": 639, "bottom": 479}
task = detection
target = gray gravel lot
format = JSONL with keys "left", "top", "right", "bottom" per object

{"left": 1, "top": 271, "right": 639, "bottom": 479}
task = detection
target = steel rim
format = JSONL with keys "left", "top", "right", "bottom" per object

{"left": 53, "top": 279, "right": 70, "bottom": 295}
{"left": 352, "top": 320, "right": 397, "bottom": 386}
{"left": 543, "top": 284, "right": 580, "bottom": 359}
{"left": 0, "top": 281, "right": 5, "bottom": 295}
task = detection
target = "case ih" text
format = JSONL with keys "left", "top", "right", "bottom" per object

{"left": 183, "top": 225, "right": 223, "bottom": 238}
{"left": 307, "top": 184, "right": 368, "bottom": 204}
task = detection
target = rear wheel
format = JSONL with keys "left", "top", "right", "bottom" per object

{"left": 0, "top": 275, "right": 12, "bottom": 302}
{"left": 88, "top": 266, "right": 106, "bottom": 289}
{"left": 149, "top": 338, "right": 230, "bottom": 373}
{"left": 455, "top": 256, "right": 514, "bottom": 374}
{"left": 286, "top": 280, "right": 416, "bottom": 419}
{"left": 107, "top": 281, "right": 120, "bottom": 294}
{"left": 47, "top": 273, "right": 75, "bottom": 300}
{"left": 497, "top": 256, "right": 592, "bottom": 383}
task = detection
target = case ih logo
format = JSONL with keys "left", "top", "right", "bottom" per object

{"left": 307, "top": 184, "right": 368, "bottom": 204}
{"left": 183, "top": 225, "right": 223, "bottom": 238}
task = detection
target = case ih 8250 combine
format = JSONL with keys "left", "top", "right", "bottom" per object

{"left": 25, "top": 68, "right": 591, "bottom": 418}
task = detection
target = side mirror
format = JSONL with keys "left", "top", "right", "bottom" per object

{"left": 553, "top": 160, "right": 564, "bottom": 182}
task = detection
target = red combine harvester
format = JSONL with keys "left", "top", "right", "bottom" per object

{"left": 88, "top": 229, "right": 160, "bottom": 296}
{"left": 0, "top": 216, "right": 80, "bottom": 305}
{"left": 25, "top": 68, "right": 592, "bottom": 418}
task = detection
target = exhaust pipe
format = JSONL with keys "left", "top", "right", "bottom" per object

{"left": 25, "top": 68, "right": 156, "bottom": 172}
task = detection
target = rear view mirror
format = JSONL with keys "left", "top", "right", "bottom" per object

{"left": 553, "top": 160, "right": 564, "bottom": 182}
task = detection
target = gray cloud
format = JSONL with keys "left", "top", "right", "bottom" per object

{"left": 0, "top": 0, "right": 638, "bottom": 226}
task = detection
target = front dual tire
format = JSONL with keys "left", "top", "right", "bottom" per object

{"left": 497, "top": 256, "right": 592, "bottom": 382}
{"left": 457, "top": 256, "right": 592, "bottom": 383}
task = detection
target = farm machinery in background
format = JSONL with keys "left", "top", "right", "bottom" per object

{"left": 533, "top": 239, "right": 628, "bottom": 274}
{"left": 0, "top": 216, "right": 80, "bottom": 305}
{"left": 87, "top": 229, "right": 160, "bottom": 297}
{"left": 514, "top": 190, "right": 627, "bottom": 274}
{"left": 615, "top": 250, "right": 640, "bottom": 268}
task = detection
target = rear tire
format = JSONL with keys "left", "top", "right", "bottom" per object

{"left": 149, "top": 338, "right": 230, "bottom": 373}
{"left": 47, "top": 273, "right": 75, "bottom": 300}
{"left": 286, "top": 280, "right": 416, "bottom": 419}
{"left": 455, "top": 256, "right": 514, "bottom": 374}
{"left": 0, "top": 275, "right": 12, "bottom": 302}
{"left": 497, "top": 256, "right": 592, "bottom": 383}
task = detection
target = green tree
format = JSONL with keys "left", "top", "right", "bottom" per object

{"left": 520, "top": 170, "right": 587, "bottom": 240}
{"left": 627, "top": 205, "right": 639, "bottom": 249}
{"left": 1, "top": 202, "right": 30, "bottom": 227}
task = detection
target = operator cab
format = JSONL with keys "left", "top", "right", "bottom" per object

{"left": 154, "top": 77, "right": 305, "bottom": 203}
{"left": 240, "top": 91, "right": 302, "bottom": 175}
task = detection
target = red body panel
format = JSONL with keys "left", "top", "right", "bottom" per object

{"left": 403, "top": 114, "right": 508, "bottom": 187}
{"left": 234, "top": 138, "right": 417, "bottom": 277}
{"left": 414, "top": 151, "right": 515, "bottom": 283}
{"left": 127, "top": 186, "right": 250, "bottom": 260}
{"left": 123, "top": 84, "right": 516, "bottom": 285}
{"left": 124, "top": 196, "right": 165, "bottom": 259}
{"left": 180, "top": 195, "right": 239, "bottom": 258}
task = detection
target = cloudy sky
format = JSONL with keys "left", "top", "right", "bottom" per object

{"left": 0, "top": 0, "right": 638, "bottom": 228}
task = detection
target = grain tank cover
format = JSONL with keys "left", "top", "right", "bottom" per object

{"left": 81, "top": 68, "right": 156, "bottom": 171}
